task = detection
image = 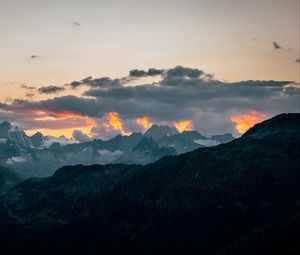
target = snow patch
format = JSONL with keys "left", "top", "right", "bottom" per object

{"left": 6, "top": 156, "right": 28, "bottom": 165}
{"left": 194, "top": 139, "right": 220, "bottom": 147}
{"left": 0, "top": 138, "right": 7, "bottom": 144}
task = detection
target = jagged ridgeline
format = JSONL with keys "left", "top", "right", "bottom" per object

{"left": 0, "top": 121, "right": 234, "bottom": 177}
{"left": 0, "top": 113, "right": 299, "bottom": 255}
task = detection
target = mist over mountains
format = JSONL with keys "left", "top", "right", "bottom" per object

{"left": 0, "top": 121, "right": 234, "bottom": 177}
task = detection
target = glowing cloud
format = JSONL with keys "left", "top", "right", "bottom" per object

{"left": 136, "top": 117, "right": 153, "bottom": 129}
{"left": 102, "top": 112, "right": 130, "bottom": 135}
{"left": 23, "top": 109, "right": 96, "bottom": 138}
{"left": 230, "top": 111, "right": 269, "bottom": 134}
{"left": 174, "top": 120, "right": 193, "bottom": 133}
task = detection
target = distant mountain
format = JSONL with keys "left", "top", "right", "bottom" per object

{"left": 0, "top": 166, "right": 23, "bottom": 195}
{"left": 0, "top": 113, "right": 299, "bottom": 255}
{"left": 159, "top": 130, "right": 206, "bottom": 153}
{"left": 210, "top": 133, "right": 235, "bottom": 143}
{"left": 29, "top": 132, "right": 45, "bottom": 148}
{"left": 118, "top": 137, "right": 177, "bottom": 164}
{"left": 0, "top": 121, "right": 234, "bottom": 177}
{"left": 144, "top": 124, "right": 178, "bottom": 141}
{"left": 0, "top": 121, "right": 33, "bottom": 148}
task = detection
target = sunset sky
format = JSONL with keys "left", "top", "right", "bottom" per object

{"left": 0, "top": 0, "right": 299, "bottom": 139}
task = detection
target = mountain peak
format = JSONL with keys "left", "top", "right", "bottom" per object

{"left": 0, "top": 121, "right": 12, "bottom": 137}
{"left": 0, "top": 121, "right": 12, "bottom": 128}
{"left": 243, "top": 113, "right": 300, "bottom": 138}
{"left": 144, "top": 124, "right": 178, "bottom": 141}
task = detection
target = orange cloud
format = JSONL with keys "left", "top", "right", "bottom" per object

{"left": 102, "top": 112, "right": 130, "bottom": 135}
{"left": 136, "top": 117, "right": 153, "bottom": 129}
{"left": 174, "top": 120, "right": 193, "bottom": 133}
{"left": 230, "top": 111, "right": 268, "bottom": 134}
{"left": 23, "top": 109, "right": 96, "bottom": 138}
{"left": 28, "top": 108, "right": 89, "bottom": 119}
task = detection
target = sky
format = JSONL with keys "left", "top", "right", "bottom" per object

{"left": 0, "top": 0, "right": 299, "bottom": 139}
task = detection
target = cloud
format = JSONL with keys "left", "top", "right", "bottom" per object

{"left": 72, "top": 21, "right": 81, "bottom": 26}
{"left": 21, "top": 84, "right": 36, "bottom": 90}
{"left": 30, "top": 55, "right": 41, "bottom": 59}
{"left": 72, "top": 129, "right": 91, "bottom": 142}
{"left": 38, "top": 85, "right": 65, "bottom": 94}
{"left": 296, "top": 58, "right": 300, "bottom": 63}
{"left": 69, "top": 76, "right": 122, "bottom": 89}
{"left": 0, "top": 66, "right": 298, "bottom": 136}
{"left": 129, "top": 68, "right": 164, "bottom": 77}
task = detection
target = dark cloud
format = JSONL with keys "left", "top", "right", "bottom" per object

{"left": 72, "top": 130, "right": 91, "bottom": 142}
{"left": 129, "top": 68, "right": 164, "bottom": 77}
{"left": 165, "top": 66, "right": 203, "bottom": 78}
{"left": 296, "top": 58, "right": 300, "bottom": 63}
{"left": 72, "top": 21, "right": 81, "bottom": 26}
{"left": 69, "top": 76, "right": 122, "bottom": 89}
{"left": 21, "top": 84, "right": 36, "bottom": 90}
{"left": 38, "top": 85, "right": 65, "bottom": 94}
{"left": 25, "top": 93, "right": 35, "bottom": 99}
{"left": 1, "top": 66, "right": 298, "bottom": 136}
{"left": 30, "top": 55, "right": 41, "bottom": 59}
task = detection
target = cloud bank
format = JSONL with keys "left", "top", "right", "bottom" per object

{"left": 0, "top": 66, "right": 298, "bottom": 139}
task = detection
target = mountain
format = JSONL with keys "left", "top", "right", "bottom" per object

{"left": 0, "top": 113, "right": 299, "bottom": 254}
{"left": 118, "top": 137, "right": 177, "bottom": 164}
{"left": 0, "top": 121, "right": 33, "bottom": 148}
{"left": 210, "top": 133, "right": 235, "bottom": 143}
{"left": 0, "top": 166, "right": 23, "bottom": 195}
{"left": 159, "top": 130, "right": 206, "bottom": 153}
{"left": 29, "top": 132, "right": 45, "bottom": 148}
{"left": 0, "top": 121, "right": 234, "bottom": 177}
{"left": 144, "top": 124, "right": 178, "bottom": 141}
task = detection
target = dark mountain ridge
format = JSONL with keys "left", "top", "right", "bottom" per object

{"left": 0, "top": 113, "right": 299, "bottom": 254}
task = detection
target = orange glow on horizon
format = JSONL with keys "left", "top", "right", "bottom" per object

{"left": 230, "top": 111, "right": 268, "bottom": 134}
{"left": 22, "top": 109, "right": 96, "bottom": 138}
{"left": 136, "top": 117, "right": 153, "bottom": 129}
{"left": 174, "top": 120, "right": 193, "bottom": 133}
{"left": 28, "top": 108, "right": 89, "bottom": 119}
{"left": 25, "top": 126, "right": 92, "bottom": 139}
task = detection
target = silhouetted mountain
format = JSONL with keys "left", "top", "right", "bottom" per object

{"left": 243, "top": 112, "right": 300, "bottom": 138}
{"left": 0, "top": 113, "right": 299, "bottom": 255}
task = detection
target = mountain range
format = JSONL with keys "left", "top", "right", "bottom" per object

{"left": 0, "top": 121, "right": 234, "bottom": 177}
{"left": 0, "top": 113, "right": 299, "bottom": 255}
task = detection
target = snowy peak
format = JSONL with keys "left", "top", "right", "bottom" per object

{"left": 0, "top": 121, "right": 32, "bottom": 148}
